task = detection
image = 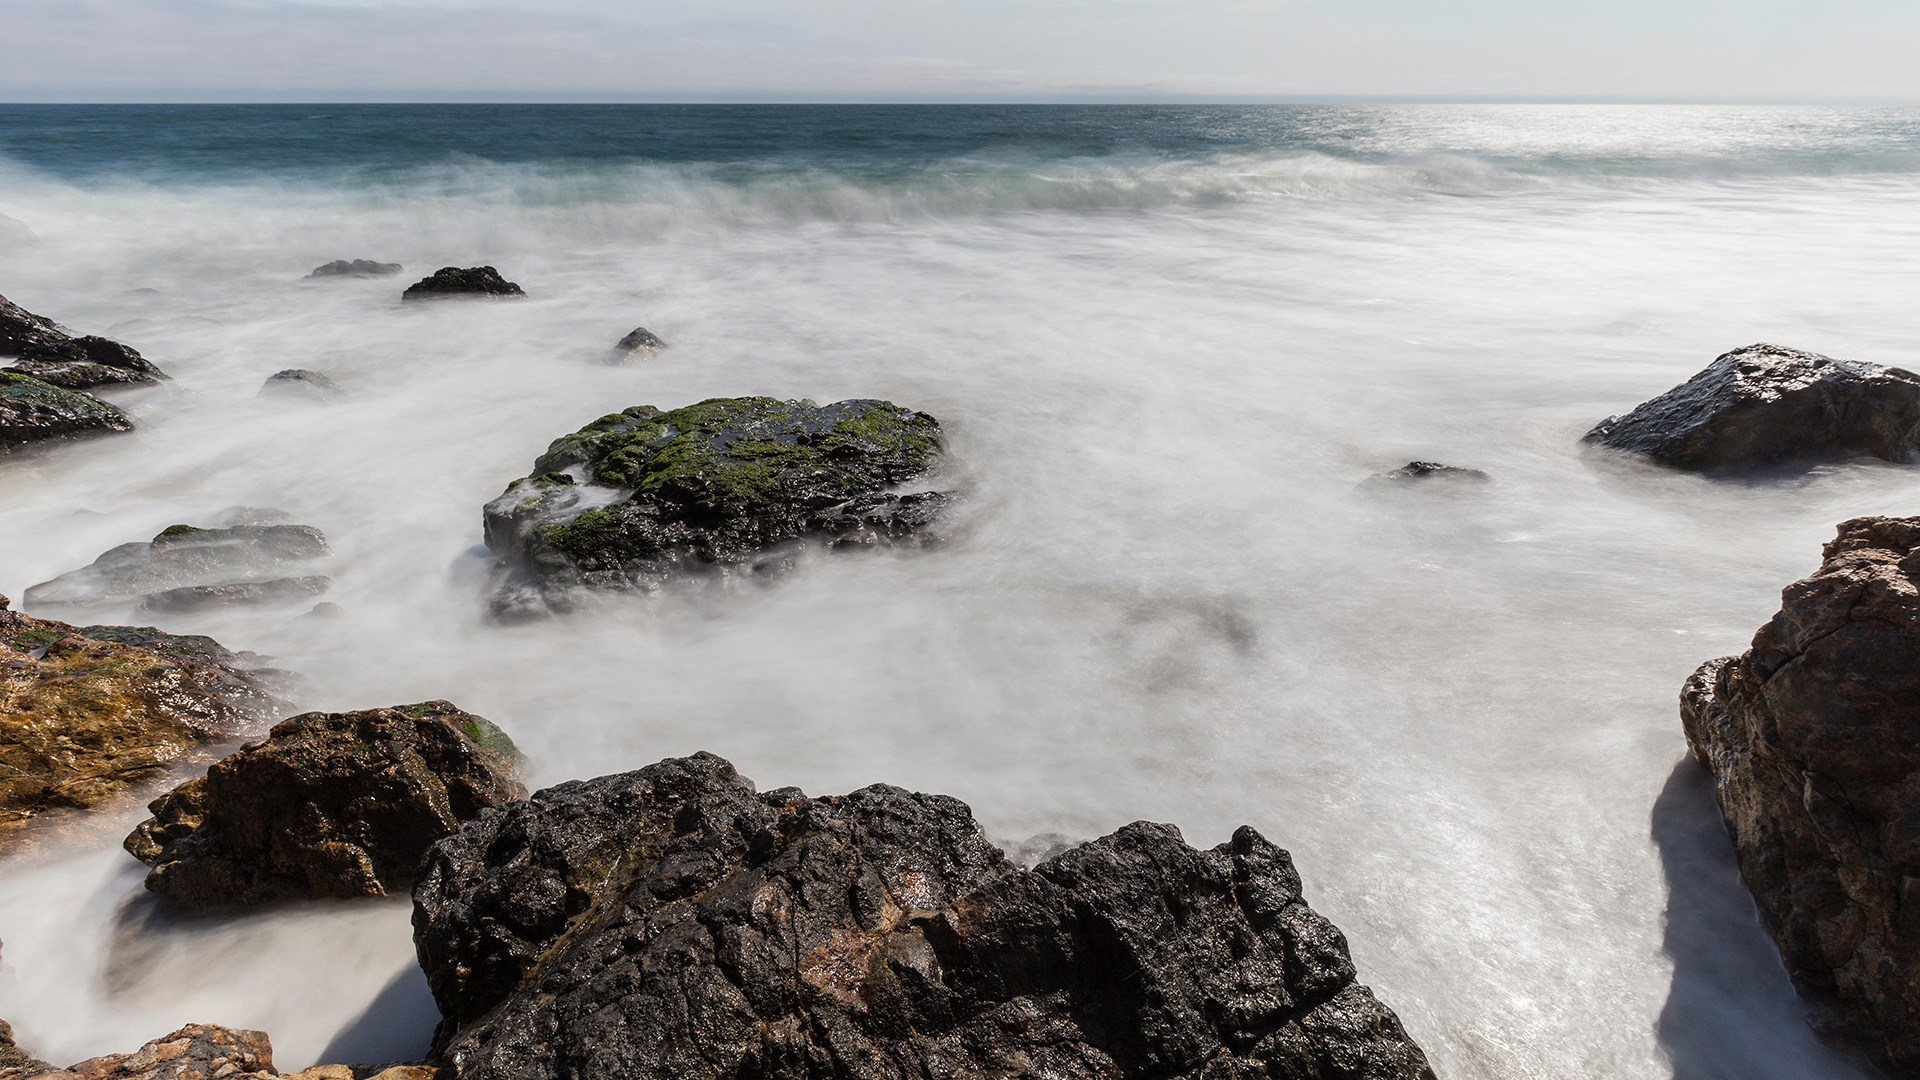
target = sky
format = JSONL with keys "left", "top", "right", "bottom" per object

{"left": 4, "top": 0, "right": 1920, "bottom": 103}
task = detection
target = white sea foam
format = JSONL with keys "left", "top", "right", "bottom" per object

{"left": 3, "top": 106, "right": 1920, "bottom": 1077}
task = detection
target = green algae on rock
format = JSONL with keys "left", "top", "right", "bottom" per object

{"left": 484, "top": 396, "right": 952, "bottom": 613}
{"left": 0, "top": 370, "right": 134, "bottom": 452}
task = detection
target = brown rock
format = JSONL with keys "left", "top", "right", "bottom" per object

{"left": 18, "top": 1024, "right": 436, "bottom": 1080}
{"left": 126, "top": 701, "right": 523, "bottom": 914}
{"left": 0, "top": 1016, "right": 54, "bottom": 1079}
{"left": 1684, "top": 515, "right": 1920, "bottom": 1073}
{"left": 0, "top": 592, "right": 286, "bottom": 854}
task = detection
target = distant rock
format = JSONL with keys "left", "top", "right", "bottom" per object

{"left": 482, "top": 396, "right": 951, "bottom": 614}
{"left": 308, "top": 259, "right": 403, "bottom": 278}
{"left": 1368, "top": 460, "right": 1490, "bottom": 484}
{"left": 25, "top": 523, "right": 332, "bottom": 608}
{"left": 259, "top": 368, "right": 343, "bottom": 401}
{"left": 0, "top": 591, "right": 286, "bottom": 853}
{"left": 127, "top": 700, "right": 522, "bottom": 915}
{"left": 1684, "top": 516, "right": 1920, "bottom": 1073}
{"left": 139, "top": 576, "right": 333, "bottom": 615}
{"left": 0, "top": 291, "right": 167, "bottom": 389}
{"left": 0, "top": 371, "right": 134, "bottom": 453}
{"left": 414, "top": 752, "right": 1436, "bottom": 1080}
{"left": 17, "top": 1022, "right": 436, "bottom": 1080}
{"left": 1587, "top": 344, "right": 1920, "bottom": 474}
{"left": 400, "top": 267, "right": 524, "bottom": 301}
{"left": 613, "top": 326, "right": 666, "bottom": 356}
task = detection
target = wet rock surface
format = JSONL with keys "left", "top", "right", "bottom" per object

{"left": 259, "top": 370, "right": 342, "bottom": 401}
{"left": 309, "top": 260, "right": 402, "bottom": 278}
{"left": 17, "top": 1023, "right": 436, "bottom": 1080}
{"left": 413, "top": 752, "right": 1434, "bottom": 1080}
{"left": 0, "top": 292, "right": 166, "bottom": 390}
{"left": 400, "top": 267, "right": 523, "bottom": 301}
{"left": 0, "top": 592, "right": 286, "bottom": 853}
{"left": 127, "top": 701, "right": 522, "bottom": 914}
{"left": 26, "top": 524, "right": 332, "bottom": 609}
{"left": 1, "top": 1018, "right": 54, "bottom": 1079}
{"left": 1587, "top": 344, "right": 1920, "bottom": 474}
{"left": 1367, "top": 461, "right": 1489, "bottom": 484}
{"left": 0, "top": 372, "right": 134, "bottom": 452}
{"left": 1683, "top": 515, "right": 1920, "bottom": 1074}
{"left": 613, "top": 326, "right": 666, "bottom": 356}
{"left": 483, "top": 396, "right": 951, "bottom": 613}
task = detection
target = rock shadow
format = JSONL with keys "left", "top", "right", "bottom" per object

{"left": 315, "top": 962, "right": 437, "bottom": 1065}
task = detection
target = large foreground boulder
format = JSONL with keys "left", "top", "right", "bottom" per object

{"left": 1587, "top": 344, "right": 1920, "bottom": 474}
{"left": 1683, "top": 516, "right": 1920, "bottom": 1073}
{"left": 0, "top": 593, "right": 285, "bottom": 852}
{"left": 25, "top": 523, "right": 332, "bottom": 610}
{"left": 400, "top": 268, "right": 523, "bottom": 301}
{"left": 483, "top": 397, "right": 953, "bottom": 614}
{"left": 126, "top": 701, "right": 523, "bottom": 914}
{"left": 18, "top": 1023, "right": 435, "bottom": 1080}
{"left": 0, "top": 292, "right": 166, "bottom": 390}
{"left": 413, "top": 752, "right": 1434, "bottom": 1080}
{"left": 0, "top": 372, "right": 133, "bottom": 452}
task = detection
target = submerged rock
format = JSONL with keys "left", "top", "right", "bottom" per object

{"left": 309, "top": 259, "right": 403, "bottom": 278}
{"left": 0, "top": 291, "right": 166, "bottom": 390}
{"left": 25, "top": 523, "right": 332, "bottom": 608}
{"left": 414, "top": 752, "right": 1435, "bottom": 1080}
{"left": 0, "top": 371, "right": 134, "bottom": 452}
{"left": 1684, "top": 516, "right": 1920, "bottom": 1073}
{"left": 1587, "top": 344, "right": 1920, "bottom": 474}
{"left": 483, "top": 397, "right": 952, "bottom": 613}
{"left": 18, "top": 1022, "right": 435, "bottom": 1080}
{"left": 0, "top": 592, "right": 286, "bottom": 852}
{"left": 138, "top": 576, "right": 333, "bottom": 615}
{"left": 1368, "top": 460, "right": 1490, "bottom": 484}
{"left": 613, "top": 326, "right": 666, "bottom": 356}
{"left": 400, "top": 267, "right": 524, "bottom": 301}
{"left": 127, "top": 701, "right": 522, "bottom": 915}
{"left": 259, "top": 369, "right": 343, "bottom": 401}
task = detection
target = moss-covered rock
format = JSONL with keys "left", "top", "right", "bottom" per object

{"left": 0, "top": 370, "right": 133, "bottom": 452}
{"left": 484, "top": 397, "right": 952, "bottom": 613}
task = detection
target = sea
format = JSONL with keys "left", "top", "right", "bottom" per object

{"left": 2, "top": 103, "right": 1920, "bottom": 1078}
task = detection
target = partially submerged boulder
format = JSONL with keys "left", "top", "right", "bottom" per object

{"left": 309, "top": 259, "right": 402, "bottom": 278}
{"left": 1587, "top": 344, "right": 1920, "bottom": 474}
{"left": 1684, "top": 516, "right": 1920, "bottom": 1073}
{"left": 413, "top": 752, "right": 1435, "bottom": 1080}
{"left": 127, "top": 701, "right": 522, "bottom": 914}
{"left": 25, "top": 523, "right": 332, "bottom": 609}
{"left": 139, "top": 576, "right": 333, "bottom": 616}
{"left": 0, "top": 592, "right": 285, "bottom": 852}
{"left": 18, "top": 1023, "right": 435, "bottom": 1080}
{"left": 0, "top": 371, "right": 133, "bottom": 453}
{"left": 0, "top": 291, "right": 166, "bottom": 389}
{"left": 613, "top": 326, "right": 665, "bottom": 356}
{"left": 259, "top": 369, "right": 342, "bottom": 401}
{"left": 1367, "top": 461, "right": 1490, "bottom": 485}
{"left": 400, "top": 267, "right": 524, "bottom": 301}
{"left": 483, "top": 397, "right": 952, "bottom": 613}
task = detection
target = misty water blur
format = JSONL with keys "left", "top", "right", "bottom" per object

{"left": 2, "top": 104, "right": 1919, "bottom": 1077}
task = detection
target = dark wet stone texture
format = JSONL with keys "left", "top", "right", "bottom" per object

{"left": 483, "top": 396, "right": 951, "bottom": 613}
{"left": 127, "top": 701, "right": 523, "bottom": 915}
{"left": 0, "top": 291, "right": 166, "bottom": 389}
{"left": 1683, "top": 516, "right": 1920, "bottom": 1075}
{"left": 310, "top": 259, "right": 403, "bottom": 277}
{"left": 614, "top": 326, "right": 666, "bottom": 355}
{"left": 413, "top": 752, "right": 1435, "bottom": 1080}
{"left": 260, "top": 369, "right": 343, "bottom": 400}
{"left": 0, "top": 371, "right": 133, "bottom": 451}
{"left": 401, "top": 267, "right": 524, "bottom": 301}
{"left": 139, "top": 575, "right": 333, "bottom": 615}
{"left": 1586, "top": 344, "right": 1920, "bottom": 474}
{"left": 1368, "top": 461, "right": 1489, "bottom": 484}
{"left": 25, "top": 524, "right": 332, "bottom": 608}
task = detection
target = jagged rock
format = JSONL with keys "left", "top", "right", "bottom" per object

{"left": 25, "top": 524, "right": 331, "bottom": 608}
{"left": 309, "top": 260, "right": 402, "bottom": 278}
{"left": 1367, "top": 461, "right": 1490, "bottom": 484}
{"left": 0, "top": 592, "right": 285, "bottom": 853}
{"left": 0, "top": 291, "right": 167, "bottom": 389}
{"left": 1683, "top": 515, "right": 1920, "bottom": 1074}
{"left": 18, "top": 1022, "right": 436, "bottom": 1080}
{"left": 400, "top": 268, "right": 524, "bottom": 301}
{"left": 127, "top": 701, "right": 522, "bottom": 914}
{"left": 1, "top": 1018, "right": 54, "bottom": 1079}
{"left": 0, "top": 372, "right": 133, "bottom": 452}
{"left": 139, "top": 576, "right": 333, "bottom": 615}
{"left": 414, "top": 752, "right": 1435, "bottom": 1080}
{"left": 1587, "top": 344, "right": 1920, "bottom": 474}
{"left": 483, "top": 397, "right": 952, "bottom": 613}
{"left": 613, "top": 327, "right": 666, "bottom": 356}
{"left": 258, "top": 370, "right": 342, "bottom": 401}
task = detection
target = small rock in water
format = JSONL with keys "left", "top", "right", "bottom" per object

{"left": 0, "top": 290, "right": 167, "bottom": 389}
{"left": 612, "top": 325, "right": 666, "bottom": 356}
{"left": 483, "top": 396, "right": 952, "bottom": 614}
{"left": 138, "top": 575, "right": 333, "bottom": 615}
{"left": 400, "top": 266, "right": 525, "bottom": 301}
{"left": 25, "top": 523, "right": 332, "bottom": 608}
{"left": 308, "top": 259, "right": 402, "bottom": 278}
{"left": 1586, "top": 343, "right": 1920, "bottom": 474}
{"left": 414, "top": 753, "right": 1435, "bottom": 1080}
{"left": 301, "top": 601, "right": 345, "bottom": 619}
{"left": 258, "top": 368, "right": 343, "bottom": 401}
{"left": 1369, "top": 460, "right": 1491, "bottom": 484}
{"left": 0, "top": 370, "right": 134, "bottom": 452}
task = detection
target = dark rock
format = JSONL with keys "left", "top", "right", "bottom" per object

{"left": 259, "top": 369, "right": 343, "bottom": 401}
{"left": 25, "top": 524, "right": 332, "bottom": 608}
{"left": 139, "top": 576, "right": 333, "bottom": 615}
{"left": 0, "top": 291, "right": 167, "bottom": 389}
{"left": 400, "top": 267, "right": 524, "bottom": 301}
{"left": 1587, "top": 344, "right": 1920, "bottom": 474}
{"left": 310, "top": 260, "right": 403, "bottom": 278}
{"left": 613, "top": 326, "right": 666, "bottom": 356}
{"left": 127, "top": 701, "right": 522, "bottom": 915}
{"left": 483, "top": 397, "right": 952, "bottom": 614}
{"left": 0, "top": 593, "right": 286, "bottom": 853}
{"left": 1683, "top": 515, "right": 1920, "bottom": 1074}
{"left": 0, "top": 371, "right": 134, "bottom": 452}
{"left": 1368, "top": 461, "right": 1490, "bottom": 484}
{"left": 413, "top": 752, "right": 1435, "bottom": 1080}
{"left": 0, "top": 1015, "right": 54, "bottom": 1079}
